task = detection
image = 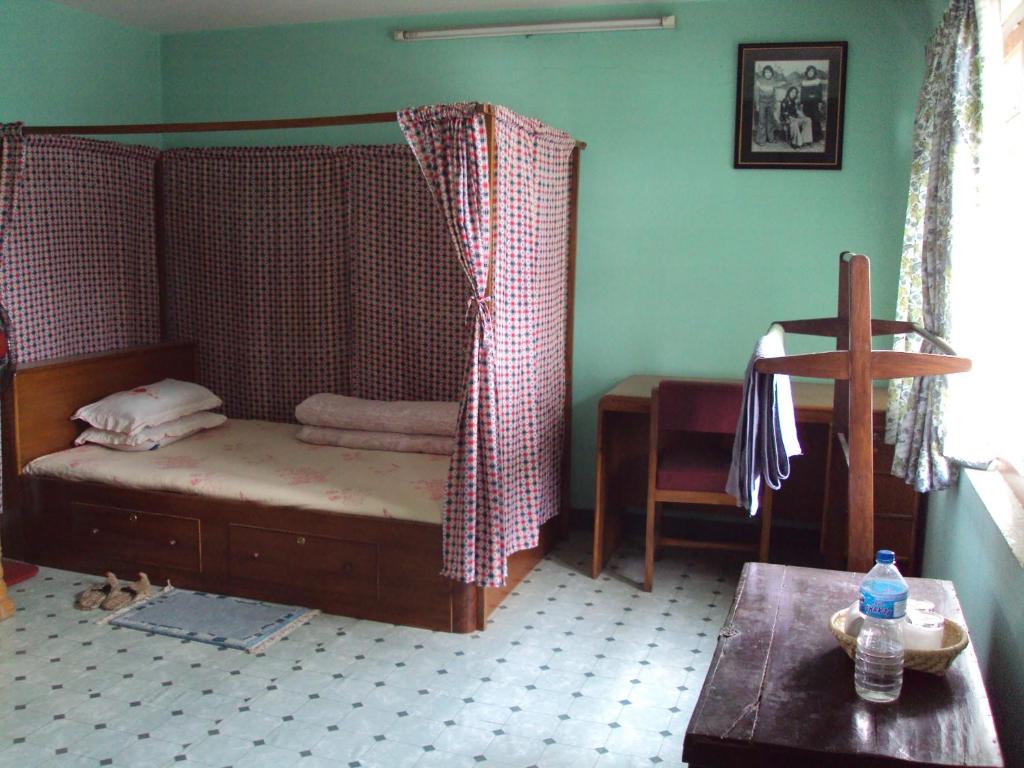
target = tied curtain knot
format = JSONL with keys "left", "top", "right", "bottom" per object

{"left": 466, "top": 294, "right": 493, "bottom": 325}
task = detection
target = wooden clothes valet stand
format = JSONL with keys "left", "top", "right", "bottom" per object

{"left": 757, "top": 253, "right": 970, "bottom": 572}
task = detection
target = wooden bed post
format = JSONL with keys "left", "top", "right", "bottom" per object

{"left": 560, "top": 145, "right": 581, "bottom": 540}
{"left": 0, "top": 139, "right": 17, "bottom": 619}
{"left": 0, "top": 397, "right": 16, "bottom": 618}
{"left": 22, "top": 112, "right": 402, "bottom": 136}
{"left": 482, "top": 104, "right": 498, "bottom": 302}
{"left": 476, "top": 104, "right": 499, "bottom": 631}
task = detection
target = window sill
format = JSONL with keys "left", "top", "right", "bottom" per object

{"left": 963, "top": 465, "right": 1024, "bottom": 570}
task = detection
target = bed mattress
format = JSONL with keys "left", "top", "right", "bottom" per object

{"left": 25, "top": 419, "right": 448, "bottom": 525}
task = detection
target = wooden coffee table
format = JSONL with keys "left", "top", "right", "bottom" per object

{"left": 683, "top": 563, "right": 1003, "bottom": 767}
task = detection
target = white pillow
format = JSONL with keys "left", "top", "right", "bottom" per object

{"left": 75, "top": 411, "right": 227, "bottom": 451}
{"left": 72, "top": 379, "right": 223, "bottom": 435}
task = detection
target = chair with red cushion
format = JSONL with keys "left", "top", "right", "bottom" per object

{"left": 643, "top": 380, "right": 772, "bottom": 591}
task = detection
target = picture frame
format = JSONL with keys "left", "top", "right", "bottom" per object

{"left": 734, "top": 41, "right": 848, "bottom": 170}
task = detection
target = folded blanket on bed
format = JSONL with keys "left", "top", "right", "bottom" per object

{"left": 296, "top": 426, "right": 454, "bottom": 455}
{"left": 295, "top": 394, "right": 459, "bottom": 437}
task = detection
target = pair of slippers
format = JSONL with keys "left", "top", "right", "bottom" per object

{"left": 75, "top": 572, "right": 151, "bottom": 611}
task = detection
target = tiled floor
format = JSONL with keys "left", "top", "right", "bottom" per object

{"left": 0, "top": 536, "right": 742, "bottom": 768}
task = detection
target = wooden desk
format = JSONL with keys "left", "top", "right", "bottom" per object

{"left": 684, "top": 563, "right": 1004, "bottom": 767}
{"left": 592, "top": 376, "right": 922, "bottom": 578}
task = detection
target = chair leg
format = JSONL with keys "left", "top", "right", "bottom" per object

{"left": 758, "top": 487, "right": 774, "bottom": 562}
{"left": 644, "top": 495, "right": 657, "bottom": 592}
{"left": 653, "top": 503, "right": 664, "bottom": 561}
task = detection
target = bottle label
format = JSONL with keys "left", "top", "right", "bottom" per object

{"left": 859, "top": 582, "right": 908, "bottom": 620}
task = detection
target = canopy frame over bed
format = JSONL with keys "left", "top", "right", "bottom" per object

{"left": 0, "top": 103, "right": 584, "bottom": 624}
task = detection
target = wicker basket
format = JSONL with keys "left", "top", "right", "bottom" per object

{"left": 829, "top": 608, "right": 969, "bottom": 675}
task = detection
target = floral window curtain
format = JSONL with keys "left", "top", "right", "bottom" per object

{"left": 886, "top": 0, "right": 982, "bottom": 492}
{"left": 398, "top": 103, "right": 506, "bottom": 586}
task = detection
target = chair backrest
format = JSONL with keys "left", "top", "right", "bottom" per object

{"left": 656, "top": 380, "right": 743, "bottom": 435}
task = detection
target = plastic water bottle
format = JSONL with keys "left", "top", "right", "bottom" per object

{"left": 854, "top": 549, "right": 908, "bottom": 703}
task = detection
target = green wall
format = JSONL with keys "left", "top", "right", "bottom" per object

{"left": 161, "top": 0, "right": 936, "bottom": 508}
{"left": 924, "top": 475, "right": 1024, "bottom": 766}
{"left": 0, "top": 0, "right": 161, "bottom": 129}
{"left": 2, "top": 0, "right": 939, "bottom": 510}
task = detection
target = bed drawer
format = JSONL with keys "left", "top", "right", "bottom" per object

{"left": 71, "top": 503, "right": 201, "bottom": 573}
{"left": 228, "top": 525, "right": 379, "bottom": 599}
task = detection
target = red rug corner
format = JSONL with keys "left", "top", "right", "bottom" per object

{"left": 2, "top": 558, "right": 39, "bottom": 586}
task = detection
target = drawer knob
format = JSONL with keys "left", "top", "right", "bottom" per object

{"left": 168, "top": 539, "right": 177, "bottom": 547}
{"left": 296, "top": 536, "right": 306, "bottom": 545}
{"left": 252, "top": 552, "right": 261, "bottom": 560}
{"left": 129, "top": 513, "right": 139, "bottom": 523}
{"left": 91, "top": 527, "right": 100, "bottom": 535}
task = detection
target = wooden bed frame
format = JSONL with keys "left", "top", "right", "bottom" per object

{"left": 0, "top": 341, "right": 556, "bottom": 632}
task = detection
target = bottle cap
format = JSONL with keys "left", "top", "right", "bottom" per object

{"left": 876, "top": 549, "right": 895, "bottom": 565}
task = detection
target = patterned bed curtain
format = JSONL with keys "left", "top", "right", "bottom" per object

{"left": 400, "top": 104, "right": 577, "bottom": 585}
{"left": 0, "top": 125, "right": 23, "bottom": 518}
{"left": 399, "top": 103, "right": 506, "bottom": 586}
{"left": 162, "top": 145, "right": 467, "bottom": 422}
{"left": 343, "top": 146, "right": 468, "bottom": 403}
{"left": 162, "top": 147, "right": 351, "bottom": 422}
{"left": 0, "top": 126, "right": 23, "bottom": 282}
{"left": 885, "top": 0, "right": 982, "bottom": 492}
{"left": 0, "top": 134, "right": 161, "bottom": 363}
{"left": 492, "top": 107, "right": 576, "bottom": 555}
{"left": 0, "top": 128, "right": 161, "bottom": 513}
{"left": 0, "top": 127, "right": 22, "bottom": 380}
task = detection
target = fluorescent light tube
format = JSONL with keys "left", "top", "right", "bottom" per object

{"left": 393, "top": 15, "right": 676, "bottom": 42}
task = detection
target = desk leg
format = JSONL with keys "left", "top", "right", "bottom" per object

{"left": 593, "top": 408, "right": 648, "bottom": 578}
{"left": 592, "top": 406, "right": 610, "bottom": 578}
{"left": 593, "top": 407, "right": 630, "bottom": 577}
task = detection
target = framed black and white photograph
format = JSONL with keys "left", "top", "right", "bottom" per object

{"left": 734, "top": 42, "right": 848, "bottom": 170}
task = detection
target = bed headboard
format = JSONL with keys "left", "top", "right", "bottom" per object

{"left": 3, "top": 341, "right": 196, "bottom": 475}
